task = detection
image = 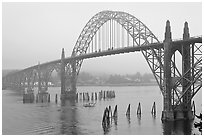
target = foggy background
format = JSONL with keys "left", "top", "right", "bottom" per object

{"left": 2, "top": 2, "right": 202, "bottom": 75}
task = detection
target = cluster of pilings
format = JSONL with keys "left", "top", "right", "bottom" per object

{"left": 102, "top": 105, "right": 118, "bottom": 128}
{"left": 125, "top": 102, "right": 142, "bottom": 116}
{"left": 35, "top": 93, "right": 50, "bottom": 103}
{"left": 194, "top": 113, "right": 202, "bottom": 134}
{"left": 126, "top": 102, "right": 156, "bottom": 116}
{"left": 23, "top": 91, "right": 57, "bottom": 104}
{"left": 23, "top": 90, "right": 116, "bottom": 104}
{"left": 102, "top": 102, "right": 157, "bottom": 126}
{"left": 98, "top": 90, "right": 116, "bottom": 100}
{"left": 76, "top": 92, "right": 97, "bottom": 101}
{"left": 76, "top": 90, "right": 116, "bottom": 101}
{"left": 23, "top": 93, "right": 35, "bottom": 103}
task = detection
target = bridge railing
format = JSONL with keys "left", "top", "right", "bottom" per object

{"left": 171, "top": 35, "right": 202, "bottom": 42}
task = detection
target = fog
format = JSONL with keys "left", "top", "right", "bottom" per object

{"left": 2, "top": 2, "right": 202, "bottom": 74}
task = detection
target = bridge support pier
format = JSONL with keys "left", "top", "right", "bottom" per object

{"left": 61, "top": 48, "right": 66, "bottom": 94}
{"left": 161, "top": 21, "right": 195, "bottom": 121}
{"left": 60, "top": 48, "right": 77, "bottom": 100}
{"left": 70, "top": 60, "right": 77, "bottom": 94}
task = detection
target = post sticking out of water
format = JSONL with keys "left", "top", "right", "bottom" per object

{"left": 151, "top": 102, "right": 156, "bottom": 115}
{"left": 109, "top": 105, "right": 112, "bottom": 118}
{"left": 102, "top": 107, "right": 110, "bottom": 127}
{"left": 76, "top": 93, "right": 78, "bottom": 101}
{"left": 99, "top": 92, "right": 102, "bottom": 100}
{"left": 95, "top": 92, "right": 97, "bottom": 100}
{"left": 192, "top": 100, "right": 196, "bottom": 115}
{"left": 79, "top": 93, "right": 82, "bottom": 100}
{"left": 83, "top": 93, "right": 85, "bottom": 101}
{"left": 102, "top": 109, "right": 106, "bottom": 126}
{"left": 105, "top": 107, "right": 110, "bottom": 125}
{"left": 48, "top": 94, "right": 50, "bottom": 103}
{"left": 137, "top": 102, "right": 141, "bottom": 115}
{"left": 87, "top": 93, "right": 90, "bottom": 101}
{"left": 126, "top": 104, "right": 130, "bottom": 116}
{"left": 55, "top": 94, "right": 58, "bottom": 103}
{"left": 91, "top": 92, "right": 94, "bottom": 100}
{"left": 113, "top": 105, "right": 118, "bottom": 117}
{"left": 36, "top": 94, "right": 38, "bottom": 103}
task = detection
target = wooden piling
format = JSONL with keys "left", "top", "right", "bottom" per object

{"left": 36, "top": 94, "right": 38, "bottom": 103}
{"left": 192, "top": 100, "right": 196, "bottom": 115}
{"left": 105, "top": 107, "right": 110, "bottom": 125}
{"left": 79, "top": 93, "right": 82, "bottom": 100}
{"left": 109, "top": 105, "right": 112, "bottom": 118}
{"left": 75, "top": 93, "right": 78, "bottom": 100}
{"left": 95, "top": 92, "right": 97, "bottom": 100}
{"left": 102, "top": 109, "right": 107, "bottom": 126}
{"left": 87, "top": 93, "right": 90, "bottom": 101}
{"left": 137, "top": 102, "right": 141, "bottom": 115}
{"left": 113, "top": 105, "right": 118, "bottom": 117}
{"left": 102, "top": 107, "right": 110, "bottom": 126}
{"left": 55, "top": 94, "right": 58, "bottom": 103}
{"left": 91, "top": 92, "right": 94, "bottom": 100}
{"left": 48, "top": 94, "right": 50, "bottom": 103}
{"left": 103, "top": 91, "right": 106, "bottom": 99}
{"left": 151, "top": 102, "right": 156, "bottom": 115}
{"left": 99, "top": 92, "right": 102, "bottom": 100}
{"left": 83, "top": 92, "right": 85, "bottom": 100}
{"left": 126, "top": 104, "right": 130, "bottom": 116}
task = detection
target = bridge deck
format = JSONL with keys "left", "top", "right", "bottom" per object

{"left": 5, "top": 36, "right": 202, "bottom": 76}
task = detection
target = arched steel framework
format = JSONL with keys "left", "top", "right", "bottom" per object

{"left": 71, "top": 10, "right": 164, "bottom": 93}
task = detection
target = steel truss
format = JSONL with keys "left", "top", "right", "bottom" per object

{"left": 171, "top": 42, "right": 202, "bottom": 110}
{"left": 71, "top": 10, "right": 165, "bottom": 93}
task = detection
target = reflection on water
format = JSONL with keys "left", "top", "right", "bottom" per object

{"left": 2, "top": 86, "right": 202, "bottom": 135}
{"left": 137, "top": 115, "right": 141, "bottom": 126}
{"left": 162, "top": 120, "right": 193, "bottom": 135}
{"left": 59, "top": 100, "right": 80, "bottom": 134}
{"left": 113, "top": 116, "right": 118, "bottom": 130}
{"left": 126, "top": 115, "right": 131, "bottom": 125}
{"left": 102, "top": 122, "right": 111, "bottom": 135}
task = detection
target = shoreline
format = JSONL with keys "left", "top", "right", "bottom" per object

{"left": 51, "top": 83, "right": 158, "bottom": 87}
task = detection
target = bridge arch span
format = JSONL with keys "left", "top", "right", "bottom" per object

{"left": 70, "top": 10, "right": 164, "bottom": 92}
{"left": 72, "top": 10, "right": 159, "bottom": 56}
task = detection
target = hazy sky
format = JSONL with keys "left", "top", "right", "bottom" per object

{"left": 2, "top": 2, "right": 202, "bottom": 74}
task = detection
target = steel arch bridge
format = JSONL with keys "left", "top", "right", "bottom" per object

{"left": 2, "top": 10, "right": 202, "bottom": 121}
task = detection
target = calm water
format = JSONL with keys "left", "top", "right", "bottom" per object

{"left": 2, "top": 86, "right": 202, "bottom": 135}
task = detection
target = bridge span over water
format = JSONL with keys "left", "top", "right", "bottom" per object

{"left": 3, "top": 10, "right": 202, "bottom": 121}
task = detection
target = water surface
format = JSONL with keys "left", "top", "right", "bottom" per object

{"left": 2, "top": 86, "right": 202, "bottom": 135}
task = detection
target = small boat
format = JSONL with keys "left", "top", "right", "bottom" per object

{"left": 83, "top": 103, "right": 96, "bottom": 107}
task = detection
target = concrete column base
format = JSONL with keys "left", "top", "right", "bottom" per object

{"left": 162, "top": 110, "right": 195, "bottom": 121}
{"left": 23, "top": 93, "right": 34, "bottom": 103}
{"left": 60, "top": 92, "right": 77, "bottom": 100}
{"left": 36, "top": 92, "right": 49, "bottom": 103}
{"left": 175, "top": 110, "right": 185, "bottom": 120}
{"left": 161, "top": 111, "right": 174, "bottom": 121}
{"left": 186, "top": 111, "right": 195, "bottom": 120}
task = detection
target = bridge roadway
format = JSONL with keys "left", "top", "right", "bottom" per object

{"left": 9, "top": 36, "right": 201, "bottom": 75}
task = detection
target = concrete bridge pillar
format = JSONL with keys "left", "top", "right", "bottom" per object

{"left": 60, "top": 48, "right": 77, "bottom": 100}
{"left": 45, "top": 80, "right": 48, "bottom": 91}
{"left": 27, "top": 77, "right": 31, "bottom": 89}
{"left": 162, "top": 21, "right": 195, "bottom": 121}
{"left": 162, "top": 20, "right": 174, "bottom": 121}
{"left": 38, "top": 63, "right": 42, "bottom": 92}
{"left": 61, "top": 48, "right": 66, "bottom": 94}
{"left": 71, "top": 60, "right": 77, "bottom": 93}
{"left": 182, "top": 22, "right": 194, "bottom": 120}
